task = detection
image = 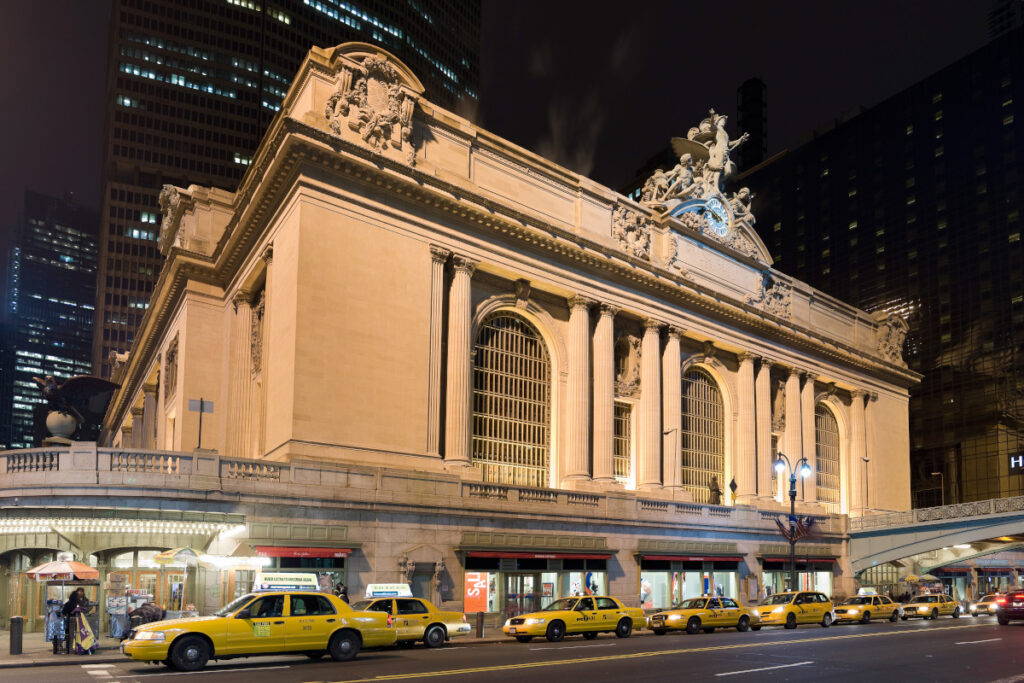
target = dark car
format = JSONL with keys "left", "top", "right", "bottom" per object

{"left": 995, "top": 590, "right": 1024, "bottom": 625}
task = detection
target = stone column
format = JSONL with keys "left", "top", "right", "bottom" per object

{"left": 638, "top": 319, "right": 663, "bottom": 490}
{"left": 784, "top": 367, "right": 802, "bottom": 499}
{"left": 426, "top": 245, "right": 450, "bottom": 457}
{"left": 592, "top": 304, "right": 618, "bottom": 483}
{"left": 661, "top": 326, "right": 683, "bottom": 491}
{"left": 801, "top": 372, "right": 817, "bottom": 502}
{"left": 228, "top": 291, "right": 252, "bottom": 458}
{"left": 755, "top": 358, "right": 774, "bottom": 497}
{"left": 141, "top": 383, "right": 158, "bottom": 450}
{"left": 564, "top": 295, "right": 594, "bottom": 484}
{"left": 736, "top": 353, "right": 757, "bottom": 501}
{"left": 850, "top": 389, "right": 867, "bottom": 514}
{"left": 444, "top": 255, "right": 477, "bottom": 466}
{"left": 130, "top": 407, "right": 144, "bottom": 448}
{"left": 254, "top": 246, "right": 274, "bottom": 457}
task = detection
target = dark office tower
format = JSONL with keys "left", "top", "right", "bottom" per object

{"left": 736, "top": 77, "right": 767, "bottom": 170}
{"left": 94, "top": 0, "right": 482, "bottom": 377}
{"left": 989, "top": 0, "right": 1024, "bottom": 38}
{"left": 2, "top": 192, "right": 98, "bottom": 448}
{"left": 740, "top": 25, "right": 1024, "bottom": 508}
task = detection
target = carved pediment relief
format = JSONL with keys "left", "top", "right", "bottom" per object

{"left": 324, "top": 44, "right": 424, "bottom": 165}
{"left": 612, "top": 206, "right": 651, "bottom": 260}
{"left": 745, "top": 271, "right": 793, "bottom": 319}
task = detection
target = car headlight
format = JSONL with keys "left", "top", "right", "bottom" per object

{"left": 503, "top": 619, "right": 511, "bottom": 627}
{"left": 524, "top": 618, "right": 546, "bottom": 626}
{"left": 133, "top": 631, "right": 166, "bottom": 642}
{"left": 918, "top": 606, "right": 929, "bottom": 612}
{"left": 667, "top": 614, "right": 682, "bottom": 621}
{"left": 772, "top": 606, "right": 785, "bottom": 613}
{"left": 969, "top": 604, "right": 977, "bottom": 610}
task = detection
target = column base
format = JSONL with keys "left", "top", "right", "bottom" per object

{"left": 442, "top": 461, "right": 483, "bottom": 481}
{"left": 636, "top": 483, "right": 664, "bottom": 494}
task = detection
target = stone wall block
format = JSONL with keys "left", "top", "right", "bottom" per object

{"left": 292, "top": 466, "right": 323, "bottom": 485}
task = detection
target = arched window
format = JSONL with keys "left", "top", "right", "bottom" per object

{"left": 680, "top": 368, "right": 724, "bottom": 503}
{"left": 815, "top": 404, "right": 841, "bottom": 513}
{"left": 471, "top": 313, "right": 552, "bottom": 488}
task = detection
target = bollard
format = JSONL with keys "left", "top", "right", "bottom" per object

{"left": 9, "top": 616, "right": 23, "bottom": 655}
{"left": 476, "top": 611, "right": 485, "bottom": 638}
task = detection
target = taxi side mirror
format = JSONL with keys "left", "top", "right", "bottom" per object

{"left": 236, "top": 608, "right": 252, "bottom": 619}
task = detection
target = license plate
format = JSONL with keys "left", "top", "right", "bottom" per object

{"left": 1014, "top": 602, "right": 1022, "bottom": 607}
{"left": 509, "top": 627, "right": 517, "bottom": 634}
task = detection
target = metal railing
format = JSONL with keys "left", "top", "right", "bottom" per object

{"left": 850, "top": 495, "right": 1024, "bottom": 531}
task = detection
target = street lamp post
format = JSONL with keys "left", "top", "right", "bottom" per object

{"left": 931, "top": 471, "right": 944, "bottom": 506}
{"left": 862, "top": 457, "right": 870, "bottom": 515}
{"left": 774, "top": 452, "right": 812, "bottom": 592}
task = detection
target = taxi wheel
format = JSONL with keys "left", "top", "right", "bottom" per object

{"left": 930, "top": 609, "right": 939, "bottom": 620}
{"left": 736, "top": 616, "right": 750, "bottom": 632}
{"left": 583, "top": 631, "right": 598, "bottom": 640}
{"left": 423, "top": 625, "right": 446, "bottom": 648}
{"left": 516, "top": 636, "right": 533, "bottom": 643}
{"left": 784, "top": 613, "right": 797, "bottom": 629}
{"left": 997, "top": 615, "right": 1010, "bottom": 626}
{"left": 952, "top": 607, "right": 961, "bottom": 619}
{"left": 546, "top": 621, "right": 566, "bottom": 642}
{"left": 328, "top": 630, "right": 361, "bottom": 662}
{"left": 653, "top": 629, "right": 667, "bottom": 636}
{"left": 890, "top": 611, "right": 899, "bottom": 622}
{"left": 901, "top": 615, "right": 908, "bottom": 620}
{"left": 821, "top": 613, "right": 832, "bottom": 628}
{"left": 860, "top": 612, "right": 871, "bottom": 624}
{"left": 168, "top": 636, "right": 209, "bottom": 672}
{"left": 615, "top": 618, "right": 632, "bottom": 638}
{"left": 686, "top": 617, "right": 701, "bottom": 635}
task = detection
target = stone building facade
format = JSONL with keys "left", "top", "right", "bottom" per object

{"left": 6, "top": 43, "right": 919, "bottom": 626}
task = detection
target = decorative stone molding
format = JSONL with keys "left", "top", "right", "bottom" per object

{"left": 324, "top": 53, "right": 418, "bottom": 164}
{"left": 514, "top": 279, "right": 531, "bottom": 308}
{"left": 459, "top": 530, "right": 609, "bottom": 552}
{"left": 638, "top": 538, "right": 738, "bottom": 555}
{"left": 251, "top": 290, "right": 266, "bottom": 375}
{"left": 429, "top": 244, "right": 451, "bottom": 264}
{"left": 875, "top": 313, "right": 909, "bottom": 366}
{"left": 599, "top": 302, "right": 620, "bottom": 318}
{"left": 667, "top": 325, "right": 685, "bottom": 340}
{"left": 261, "top": 245, "right": 274, "bottom": 265}
{"left": 771, "top": 378, "right": 786, "bottom": 432}
{"left": 614, "top": 334, "right": 641, "bottom": 398}
{"left": 231, "top": 290, "right": 252, "bottom": 314}
{"left": 164, "top": 333, "right": 179, "bottom": 398}
{"left": 745, "top": 271, "right": 792, "bottom": 319}
{"left": 702, "top": 341, "right": 717, "bottom": 363}
{"left": 567, "top": 295, "right": 595, "bottom": 312}
{"left": 612, "top": 206, "right": 650, "bottom": 260}
{"left": 157, "top": 185, "right": 189, "bottom": 256}
{"left": 451, "top": 254, "right": 478, "bottom": 276}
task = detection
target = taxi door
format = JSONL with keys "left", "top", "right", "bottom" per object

{"left": 718, "top": 598, "right": 742, "bottom": 626}
{"left": 595, "top": 597, "right": 621, "bottom": 630}
{"left": 704, "top": 598, "right": 725, "bottom": 626}
{"left": 396, "top": 599, "right": 431, "bottom": 641}
{"left": 285, "top": 594, "right": 338, "bottom": 651}
{"left": 793, "top": 593, "right": 816, "bottom": 624}
{"left": 572, "top": 597, "right": 599, "bottom": 631}
{"left": 224, "top": 594, "right": 288, "bottom": 654}
{"left": 943, "top": 596, "right": 956, "bottom": 616}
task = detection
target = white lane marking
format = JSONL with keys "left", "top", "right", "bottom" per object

{"left": 715, "top": 661, "right": 814, "bottom": 677}
{"left": 430, "top": 647, "right": 467, "bottom": 651}
{"left": 83, "top": 664, "right": 117, "bottom": 668}
{"left": 529, "top": 643, "right": 617, "bottom": 651}
{"left": 123, "top": 664, "right": 291, "bottom": 677}
{"left": 956, "top": 638, "right": 1003, "bottom": 645}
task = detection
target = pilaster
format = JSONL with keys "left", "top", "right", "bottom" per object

{"left": 784, "top": 367, "right": 802, "bottom": 501}
{"left": 661, "top": 326, "right": 683, "bottom": 491}
{"left": 563, "top": 295, "right": 594, "bottom": 484}
{"left": 735, "top": 352, "right": 757, "bottom": 501}
{"left": 801, "top": 371, "right": 817, "bottom": 502}
{"left": 755, "top": 357, "right": 774, "bottom": 498}
{"left": 591, "top": 304, "right": 618, "bottom": 483}
{"left": 426, "top": 245, "right": 450, "bottom": 457}
{"left": 637, "top": 318, "right": 663, "bottom": 490}
{"left": 444, "top": 255, "right": 477, "bottom": 467}
{"left": 849, "top": 389, "right": 867, "bottom": 515}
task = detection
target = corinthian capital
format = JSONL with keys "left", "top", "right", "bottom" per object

{"left": 429, "top": 244, "right": 451, "bottom": 264}
{"left": 451, "top": 254, "right": 478, "bottom": 276}
{"left": 568, "top": 295, "right": 596, "bottom": 312}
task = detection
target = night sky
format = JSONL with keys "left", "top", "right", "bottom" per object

{"left": 0, "top": 1, "right": 988, "bottom": 235}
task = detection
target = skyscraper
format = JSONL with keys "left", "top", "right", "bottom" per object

{"left": 740, "top": 25, "right": 1024, "bottom": 507}
{"left": 94, "top": 0, "right": 481, "bottom": 377}
{"left": 736, "top": 77, "right": 766, "bottom": 171}
{"left": 2, "top": 192, "right": 98, "bottom": 448}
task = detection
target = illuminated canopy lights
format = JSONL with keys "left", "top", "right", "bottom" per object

{"left": 0, "top": 518, "right": 245, "bottom": 537}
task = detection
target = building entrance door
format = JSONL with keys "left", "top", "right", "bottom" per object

{"left": 504, "top": 573, "right": 541, "bottom": 620}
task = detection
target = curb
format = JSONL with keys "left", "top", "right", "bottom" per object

{"left": 0, "top": 651, "right": 122, "bottom": 670}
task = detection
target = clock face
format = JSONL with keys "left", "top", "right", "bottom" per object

{"left": 704, "top": 197, "right": 729, "bottom": 237}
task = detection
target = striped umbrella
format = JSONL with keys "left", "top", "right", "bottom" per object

{"left": 26, "top": 560, "right": 99, "bottom": 582}
{"left": 154, "top": 547, "right": 201, "bottom": 610}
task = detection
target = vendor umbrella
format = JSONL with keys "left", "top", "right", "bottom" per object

{"left": 154, "top": 547, "right": 201, "bottom": 610}
{"left": 26, "top": 560, "right": 99, "bottom": 582}
{"left": 919, "top": 574, "right": 940, "bottom": 582}
{"left": 903, "top": 575, "right": 920, "bottom": 583}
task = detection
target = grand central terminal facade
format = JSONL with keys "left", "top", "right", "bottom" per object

{"left": 1, "top": 44, "right": 918, "bottom": 628}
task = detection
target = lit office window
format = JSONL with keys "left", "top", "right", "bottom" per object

{"left": 680, "top": 369, "right": 724, "bottom": 504}
{"left": 815, "top": 404, "right": 840, "bottom": 513}
{"left": 471, "top": 314, "right": 551, "bottom": 488}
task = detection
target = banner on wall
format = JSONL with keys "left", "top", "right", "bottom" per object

{"left": 464, "top": 572, "right": 489, "bottom": 613}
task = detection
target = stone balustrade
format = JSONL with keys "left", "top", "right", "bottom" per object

{"left": 849, "top": 495, "right": 1024, "bottom": 531}
{"left": 0, "top": 444, "right": 842, "bottom": 536}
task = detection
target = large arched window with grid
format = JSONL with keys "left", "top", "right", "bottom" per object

{"left": 471, "top": 313, "right": 552, "bottom": 488}
{"left": 680, "top": 368, "right": 724, "bottom": 503}
{"left": 815, "top": 404, "right": 841, "bottom": 513}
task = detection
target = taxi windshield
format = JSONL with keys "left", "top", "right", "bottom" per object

{"left": 980, "top": 595, "right": 997, "bottom": 602}
{"left": 215, "top": 594, "right": 255, "bottom": 617}
{"left": 915, "top": 595, "right": 939, "bottom": 603}
{"left": 843, "top": 597, "right": 873, "bottom": 605}
{"left": 542, "top": 598, "right": 578, "bottom": 611}
{"left": 763, "top": 594, "right": 795, "bottom": 605}
{"left": 672, "top": 598, "right": 708, "bottom": 610}
{"left": 350, "top": 601, "right": 372, "bottom": 611}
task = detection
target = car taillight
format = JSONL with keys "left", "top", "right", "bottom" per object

{"left": 387, "top": 614, "right": 393, "bottom": 627}
{"left": 996, "top": 597, "right": 1007, "bottom": 605}
{"left": 462, "top": 613, "right": 467, "bottom": 623}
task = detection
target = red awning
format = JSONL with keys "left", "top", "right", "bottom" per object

{"left": 641, "top": 555, "right": 744, "bottom": 562}
{"left": 254, "top": 546, "right": 351, "bottom": 558}
{"left": 466, "top": 551, "right": 611, "bottom": 560}
{"left": 935, "top": 567, "right": 971, "bottom": 574}
{"left": 763, "top": 557, "right": 836, "bottom": 565}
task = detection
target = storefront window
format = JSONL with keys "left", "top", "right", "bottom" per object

{"left": 137, "top": 550, "right": 160, "bottom": 568}
{"left": 640, "top": 560, "right": 740, "bottom": 609}
{"left": 463, "top": 558, "right": 609, "bottom": 618}
{"left": 762, "top": 564, "right": 833, "bottom": 596}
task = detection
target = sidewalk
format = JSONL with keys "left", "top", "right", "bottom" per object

{"left": 0, "top": 629, "right": 123, "bottom": 669}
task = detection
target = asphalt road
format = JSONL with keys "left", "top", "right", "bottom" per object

{"left": 28, "top": 617, "right": 1024, "bottom": 683}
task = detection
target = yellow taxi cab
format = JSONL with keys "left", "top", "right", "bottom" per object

{"left": 833, "top": 595, "right": 903, "bottom": 623}
{"left": 901, "top": 593, "right": 961, "bottom": 620}
{"left": 349, "top": 596, "right": 471, "bottom": 647}
{"left": 755, "top": 591, "right": 834, "bottom": 629}
{"left": 647, "top": 596, "right": 760, "bottom": 635}
{"left": 969, "top": 594, "right": 1001, "bottom": 617}
{"left": 121, "top": 591, "right": 396, "bottom": 671}
{"left": 502, "top": 595, "right": 646, "bottom": 642}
